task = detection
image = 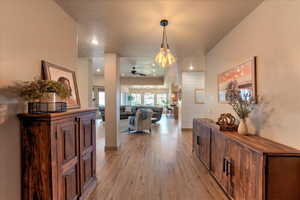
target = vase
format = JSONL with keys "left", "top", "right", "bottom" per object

{"left": 238, "top": 119, "right": 248, "bottom": 135}
{"left": 41, "top": 92, "right": 57, "bottom": 112}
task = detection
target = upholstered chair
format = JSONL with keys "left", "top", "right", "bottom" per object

{"left": 128, "top": 109, "right": 153, "bottom": 133}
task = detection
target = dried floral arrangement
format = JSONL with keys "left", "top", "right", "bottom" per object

{"left": 18, "top": 79, "right": 71, "bottom": 101}
{"left": 249, "top": 97, "right": 274, "bottom": 135}
{"left": 225, "top": 81, "right": 256, "bottom": 120}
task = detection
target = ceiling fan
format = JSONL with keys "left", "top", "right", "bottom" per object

{"left": 130, "top": 66, "right": 146, "bottom": 76}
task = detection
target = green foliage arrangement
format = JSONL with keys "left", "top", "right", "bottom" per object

{"left": 127, "top": 95, "right": 134, "bottom": 102}
{"left": 19, "top": 79, "right": 71, "bottom": 101}
{"left": 161, "top": 99, "right": 169, "bottom": 106}
{"left": 225, "top": 81, "right": 255, "bottom": 120}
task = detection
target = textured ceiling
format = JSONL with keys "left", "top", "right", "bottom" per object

{"left": 54, "top": 0, "right": 263, "bottom": 76}
{"left": 54, "top": 0, "right": 263, "bottom": 58}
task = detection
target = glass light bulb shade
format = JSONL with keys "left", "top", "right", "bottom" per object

{"left": 161, "top": 56, "right": 167, "bottom": 68}
{"left": 155, "top": 47, "right": 175, "bottom": 67}
{"left": 155, "top": 48, "right": 165, "bottom": 64}
{"left": 155, "top": 49, "right": 164, "bottom": 63}
{"left": 165, "top": 49, "right": 175, "bottom": 66}
{"left": 166, "top": 52, "right": 175, "bottom": 65}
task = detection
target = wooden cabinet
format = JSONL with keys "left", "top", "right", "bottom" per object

{"left": 193, "top": 120, "right": 211, "bottom": 169}
{"left": 225, "top": 139, "right": 263, "bottom": 200}
{"left": 210, "top": 129, "right": 227, "bottom": 191}
{"left": 79, "top": 114, "right": 97, "bottom": 199}
{"left": 192, "top": 120, "right": 201, "bottom": 160}
{"left": 56, "top": 119, "right": 81, "bottom": 200}
{"left": 193, "top": 119, "right": 300, "bottom": 200}
{"left": 18, "top": 109, "right": 97, "bottom": 200}
{"left": 198, "top": 123, "right": 211, "bottom": 169}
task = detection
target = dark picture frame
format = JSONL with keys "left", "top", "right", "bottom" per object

{"left": 42, "top": 60, "right": 81, "bottom": 109}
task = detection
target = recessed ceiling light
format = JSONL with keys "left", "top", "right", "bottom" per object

{"left": 91, "top": 38, "right": 99, "bottom": 45}
{"left": 189, "top": 65, "right": 194, "bottom": 70}
{"left": 96, "top": 68, "right": 101, "bottom": 72}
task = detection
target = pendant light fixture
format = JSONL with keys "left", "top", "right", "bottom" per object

{"left": 155, "top": 19, "right": 176, "bottom": 67}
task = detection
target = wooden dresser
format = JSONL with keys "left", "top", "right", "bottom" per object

{"left": 193, "top": 119, "right": 300, "bottom": 200}
{"left": 18, "top": 108, "right": 97, "bottom": 200}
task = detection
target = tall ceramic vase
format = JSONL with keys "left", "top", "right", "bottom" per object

{"left": 238, "top": 119, "right": 248, "bottom": 135}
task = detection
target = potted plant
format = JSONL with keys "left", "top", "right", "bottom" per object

{"left": 225, "top": 81, "right": 255, "bottom": 135}
{"left": 127, "top": 95, "right": 134, "bottom": 106}
{"left": 161, "top": 99, "right": 169, "bottom": 106}
{"left": 18, "top": 79, "right": 71, "bottom": 112}
{"left": 161, "top": 99, "right": 170, "bottom": 113}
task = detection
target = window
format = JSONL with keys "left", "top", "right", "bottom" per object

{"left": 156, "top": 93, "right": 167, "bottom": 106}
{"left": 239, "top": 88, "right": 253, "bottom": 101}
{"left": 98, "top": 91, "right": 105, "bottom": 106}
{"left": 130, "top": 93, "right": 142, "bottom": 105}
{"left": 120, "top": 92, "right": 126, "bottom": 106}
{"left": 144, "top": 93, "right": 155, "bottom": 105}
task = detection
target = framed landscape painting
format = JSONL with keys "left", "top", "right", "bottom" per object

{"left": 194, "top": 89, "right": 205, "bottom": 104}
{"left": 218, "top": 57, "right": 257, "bottom": 103}
{"left": 42, "top": 61, "right": 81, "bottom": 109}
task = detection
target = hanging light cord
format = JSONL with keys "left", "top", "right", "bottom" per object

{"left": 161, "top": 26, "right": 166, "bottom": 48}
{"left": 165, "top": 26, "right": 169, "bottom": 49}
{"left": 161, "top": 26, "right": 170, "bottom": 49}
{"left": 155, "top": 19, "right": 175, "bottom": 67}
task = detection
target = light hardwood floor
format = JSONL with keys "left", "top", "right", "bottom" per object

{"left": 89, "top": 115, "right": 228, "bottom": 200}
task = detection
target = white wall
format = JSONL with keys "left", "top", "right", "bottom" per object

{"left": 182, "top": 72, "right": 205, "bottom": 128}
{"left": 178, "top": 52, "right": 206, "bottom": 72}
{"left": 93, "top": 75, "right": 105, "bottom": 87}
{"left": 205, "top": 1, "right": 300, "bottom": 149}
{"left": 0, "top": 0, "right": 78, "bottom": 199}
{"left": 77, "top": 58, "right": 93, "bottom": 107}
{"left": 164, "top": 63, "right": 180, "bottom": 87}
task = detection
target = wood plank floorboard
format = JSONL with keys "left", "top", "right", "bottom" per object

{"left": 88, "top": 115, "right": 228, "bottom": 200}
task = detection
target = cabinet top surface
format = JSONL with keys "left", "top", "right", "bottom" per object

{"left": 194, "top": 119, "right": 300, "bottom": 155}
{"left": 18, "top": 108, "right": 97, "bottom": 119}
{"left": 223, "top": 130, "right": 300, "bottom": 155}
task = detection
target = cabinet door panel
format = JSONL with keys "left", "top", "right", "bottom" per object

{"left": 193, "top": 120, "right": 201, "bottom": 158}
{"left": 63, "top": 164, "right": 80, "bottom": 200}
{"left": 198, "top": 124, "right": 211, "bottom": 169}
{"left": 226, "top": 140, "right": 263, "bottom": 200}
{"left": 81, "top": 151, "right": 95, "bottom": 187}
{"left": 63, "top": 126, "right": 76, "bottom": 162}
{"left": 210, "top": 129, "right": 228, "bottom": 191}
{"left": 57, "top": 120, "right": 80, "bottom": 200}
{"left": 267, "top": 156, "right": 300, "bottom": 200}
{"left": 79, "top": 115, "right": 96, "bottom": 191}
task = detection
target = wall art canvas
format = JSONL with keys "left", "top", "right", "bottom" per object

{"left": 42, "top": 61, "right": 81, "bottom": 109}
{"left": 194, "top": 89, "right": 205, "bottom": 104}
{"left": 0, "top": 104, "right": 8, "bottom": 125}
{"left": 218, "top": 57, "right": 257, "bottom": 103}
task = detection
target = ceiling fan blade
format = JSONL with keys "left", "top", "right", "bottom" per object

{"left": 136, "top": 73, "right": 146, "bottom": 76}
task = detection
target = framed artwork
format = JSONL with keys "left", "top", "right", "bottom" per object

{"left": 0, "top": 104, "right": 8, "bottom": 125}
{"left": 218, "top": 57, "right": 257, "bottom": 103}
{"left": 195, "top": 89, "right": 205, "bottom": 104}
{"left": 42, "top": 61, "right": 81, "bottom": 109}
